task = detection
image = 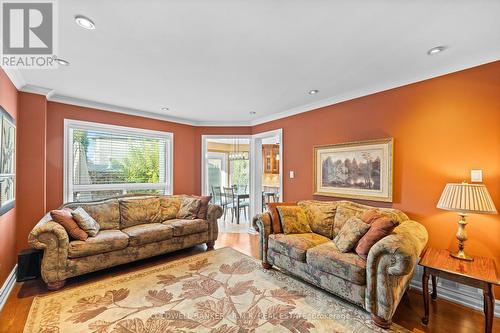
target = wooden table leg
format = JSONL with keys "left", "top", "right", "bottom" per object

{"left": 431, "top": 275, "right": 437, "bottom": 300}
{"left": 484, "top": 283, "right": 494, "bottom": 333}
{"left": 421, "top": 268, "right": 430, "bottom": 325}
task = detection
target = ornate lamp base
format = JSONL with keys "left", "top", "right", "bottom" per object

{"left": 450, "top": 250, "right": 473, "bottom": 261}
{"left": 450, "top": 214, "right": 474, "bottom": 262}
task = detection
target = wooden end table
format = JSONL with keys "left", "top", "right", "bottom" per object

{"left": 419, "top": 248, "right": 499, "bottom": 333}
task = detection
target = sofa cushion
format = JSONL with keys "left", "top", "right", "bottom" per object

{"left": 333, "top": 216, "right": 370, "bottom": 252}
{"left": 268, "top": 233, "right": 330, "bottom": 262}
{"left": 355, "top": 215, "right": 398, "bottom": 259}
{"left": 163, "top": 219, "right": 208, "bottom": 236}
{"left": 176, "top": 198, "right": 201, "bottom": 219}
{"left": 119, "top": 197, "right": 161, "bottom": 228}
{"left": 68, "top": 230, "right": 129, "bottom": 258}
{"left": 333, "top": 202, "right": 368, "bottom": 235}
{"left": 306, "top": 242, "right": 367, "bottom": 285}
{"left": 50, "top": 208, "right": 88, "bottom": 241}
{"left": 277, "top": 206, "right": 312, "bottom": 234}
{"left": 195, "top": 195, "right": 212, "bottom": 219}
{"left": 72, "top": 207, "right": 100, "bottom": 237}
{"left": 122, "top": 223, "right": 174, "bottom": 246}
{"left": 298, "top": 200, "right": 338, "bottom": 239}
{"left": 159, "top": 195, "right": 184, "bottom": 221}
{"left": 266, "top": 202, "right": 297, "bottom": 234}
{"left": 64, "top": 200, "right": 121, "bottom": 230}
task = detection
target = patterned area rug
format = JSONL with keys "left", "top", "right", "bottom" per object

{"left": 24, "top": 247, "right": 408, "bottom": 333}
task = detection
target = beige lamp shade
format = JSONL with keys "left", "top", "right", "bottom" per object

{"left": 437, "top": 183, "right": 497, "bottom": 214}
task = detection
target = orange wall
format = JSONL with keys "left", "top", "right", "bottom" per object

{"left": 253, "top": 61, "right": 500, "bottom": 295}
{"left": 17, "top": 93, "right": 47, "bottom": 252}
{"left": 0, "top": 69, "right": 18, "bottom": 287}
{"left": 45, "top": 102, "right": 198, "bottom": 209}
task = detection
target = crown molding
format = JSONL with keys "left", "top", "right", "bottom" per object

{"left": 19, "top": 84, "right": 54, "bottom": 96}
{"left": 0, "top": 66, "right": 25, "bottom": 89}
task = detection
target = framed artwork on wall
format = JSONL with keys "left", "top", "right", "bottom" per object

{"left": 313, "top": 138, "right": 393, "bottom": 202}
{"left": 0, "top": 106, "right": 15, "bottom": 215}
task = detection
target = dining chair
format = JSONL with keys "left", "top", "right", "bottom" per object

{"left": 223, "top": 187, "right": 249, "bottom": 223}
{"left": 211, "top": 186, "right": 229, "bottom": 219}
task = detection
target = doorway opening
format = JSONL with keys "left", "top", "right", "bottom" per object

{"left": 202, "top": 136, "right": 252, "bottom": 233}
{"left": 202, "top": 130, "right": 282, "bottom": 234}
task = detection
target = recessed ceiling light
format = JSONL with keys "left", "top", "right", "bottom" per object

{"left": 249, "top": 111, "right": 256, "bottom": 115}
{"left": 55, "top": 58, "right": 70, "bottom": 66}
{"left": 161, "top": 107, "right": 169, "bottom": 111}
{"left": 75, "top": 15, "right": 96, "bottom": 30}
{"left": 427, "top": 46, "right": 447, "bottom": 55}
{"left": 308, "top": 89, "right": 319, "bottom": 95}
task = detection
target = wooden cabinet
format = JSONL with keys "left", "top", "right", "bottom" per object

{"left": 263, "top": 144, "right": 280, "bottom": 174}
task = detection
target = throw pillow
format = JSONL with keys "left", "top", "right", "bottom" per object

{"left": 276, "top": 206, "right": 312, "bottom": 234}
{"left": 193, "top": 195, "right": 212, "bottom": 219}
{"left": 72, "top": 207, "right": 100, "bottom": 237}
{"left": 355, "top": 215, "right": 398, "bottom": 259}
{"left": 50, "top": 208, "right": 88, "bottom": 241}
{"left": 298, "top": 200, "right": 338, "bottom": 239}
{"left": 267, "top": 202, "right": 297, "bottom": 233}
{"left": 333, "top": 216, "right": 370, "bottom": 252}
{"left": 177, "top": 197, "right": 202, "bottom": 219}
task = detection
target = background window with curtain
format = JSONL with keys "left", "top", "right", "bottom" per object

{"left": 64, "top": 120, "right": 173, "bottom": 202}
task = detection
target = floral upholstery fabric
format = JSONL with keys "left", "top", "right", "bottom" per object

{"left": 29, "top": 195, "right": 223, "bottom": 286}
{"left": 298, "top": 200, "right": 338, "bottom": 239}
{"left": 68, "top": 230, "right": 129, "bottom": 259}
{"left": 268, "top": 233, "right": 330, "bottom": 262}
{"left": 333, "top": 201, "right": 408, "bottom": 235}
{"left": 256, "top": 200, "right": 428, "bottom": 324}
{"left": 66, "top": 232, "right": 209, "bottom": 280}
{"left": 119, "top": 197, "right": 161, "bottom": 228}
{"left": 268, "top": 250, "right": 366, "bottom": 307}
{"left": 71, "top": 207, "right": 100, "bottom": 237}
{"left": 176, "top": 197, "right": 201, "bottom": 219}
{"left": 63, "top": 199, "right": 121, "bottom": 230}
{"left": 333, "top": 216, "right": 370, "bottom": 252}
{"left": 159, "top": 195, "right": 184, "bottom": 221}
{"left": 163, "top": 218, "right": 208, "bottom": 236}
{"left": 122, "top": 223, "right": 174, "bottom": 247}
{"left": 365, "top": 220, "right": 428, "bottom": 320}
{"left": 277, "top": 206, "right": 312, "bottom": 234}
{"left": 306, "top": 241, "right": 367, "bottom": 285}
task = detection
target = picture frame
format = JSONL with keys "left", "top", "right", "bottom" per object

{"left": 313, "top": 138, "right": 393, "bottom": 202}
{"left": 0, "top": 106, "right": 15, "bottom": 216}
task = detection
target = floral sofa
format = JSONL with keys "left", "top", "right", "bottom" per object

{"left": 29, "top": 195, "right": 222, "bottom": 290}
{"left": 253, "top": 200, "right": 428, "bottom": 328}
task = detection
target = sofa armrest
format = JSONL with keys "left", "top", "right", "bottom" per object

{"left": 365, "top": 220, "right": 428, "bottom": 321}
{"left": 253, "top": 212, "right": 273, "bottom": 263}
{"left": 28, "top": 213, "right": 70, "bottom": 284}
{"left": 206, "top": 204, "right": 223, "bottom": 241}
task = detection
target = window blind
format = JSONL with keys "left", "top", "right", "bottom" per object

{"left": 65, "top": 120, "right": 172, "bottom": 202}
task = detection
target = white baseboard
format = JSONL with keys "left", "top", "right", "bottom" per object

{"left": 410, "top": 265, "right": 500, "bottom": 317}
{"left": 0, "top": 264, "right": 17, "bottom": 312}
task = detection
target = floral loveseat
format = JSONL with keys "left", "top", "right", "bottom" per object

{"left": 29, "top": 195, "right": 222, "bottom": 290}
{"left": 253, "top": 200, "right": 428, "bottom": 328}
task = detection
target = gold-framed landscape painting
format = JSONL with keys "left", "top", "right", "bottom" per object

{"left": 314, "top": 138, "right": 393, "bottom": 202}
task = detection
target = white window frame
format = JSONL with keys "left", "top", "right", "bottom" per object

{"left": 63, "top": 119, "right": 174, "bottom": 203}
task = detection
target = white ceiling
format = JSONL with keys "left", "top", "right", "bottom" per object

{"left": 12, "top": 0, "right": 500, "bottom": 126}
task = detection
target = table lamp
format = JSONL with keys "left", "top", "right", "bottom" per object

{"left": 437, "top": 182, "right": 497, "bottom": 261}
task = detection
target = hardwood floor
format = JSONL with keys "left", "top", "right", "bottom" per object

{"left": 0, "top": 232, "right": 498, "bottom": 333}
